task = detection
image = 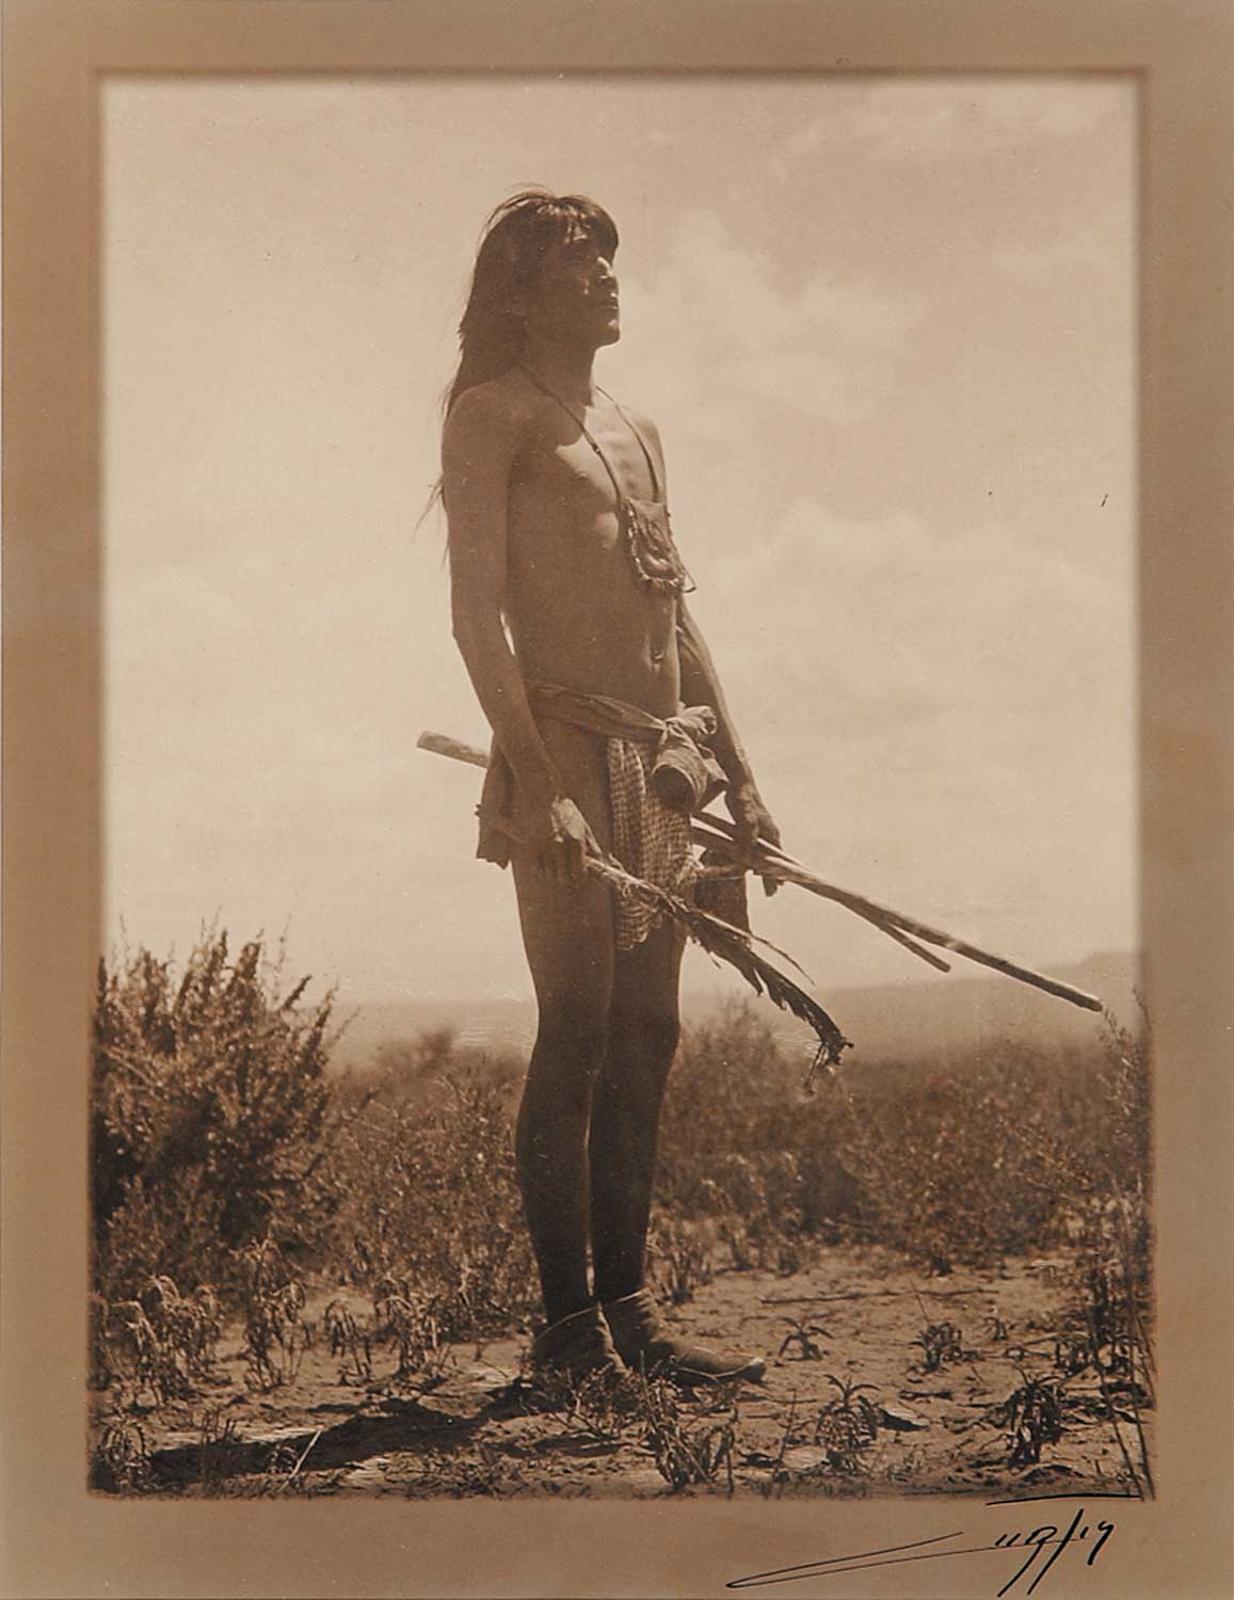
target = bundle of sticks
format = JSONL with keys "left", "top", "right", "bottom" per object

{"left": 418, "top": 730, "right": 1102, "bottom": 1077}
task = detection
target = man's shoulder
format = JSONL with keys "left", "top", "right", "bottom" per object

{"left": 448, "top": 371, "right": 536, "bottom": 425}
{"left": 443, "top": 373, "right": 543, "bottom": 459}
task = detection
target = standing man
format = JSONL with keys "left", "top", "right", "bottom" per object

{"left": 442, "top": 191, "right": 778, "bottom": 1384}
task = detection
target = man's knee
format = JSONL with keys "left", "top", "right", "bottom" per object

{"left": 612, "top": 1005, "right": 680, "bottom": 1074}
{"left": 533, "top": 997, "right": 611, "bottom": 1070}
{"left": 515, "top": 1023, "right": 600, "bottom": 1185}
{"left": 517, "top": 1000, "right": 611, "bottom": 1167}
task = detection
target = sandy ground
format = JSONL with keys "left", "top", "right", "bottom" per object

{"left": 91, "top": 1243, "right": 1153, "bottom": 1500}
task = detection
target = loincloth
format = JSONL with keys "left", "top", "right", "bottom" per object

{"left": 476, "top": 684, "right": 727, "bottom": 950}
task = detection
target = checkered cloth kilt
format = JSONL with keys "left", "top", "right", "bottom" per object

{"left": 606, "top": 737, "right": 695, "bottom": 950}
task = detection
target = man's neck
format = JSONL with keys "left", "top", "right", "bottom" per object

{"left": 521, "top": 336, "right": 600, "bottom": 409}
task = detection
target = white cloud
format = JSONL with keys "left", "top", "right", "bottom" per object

{"left": 992, "top": 215, "right": 1128, "bottom": 284}
{"left": 610, "top": 210, "right": 922, "bottom": 436}
{"left": 687, "top": 497, "right": 1135, "bottom": 968}
{"left": 774, "top": 79, "right": 1127, "bottom": 174}
{"left": 701, "top": 498, "right": 1128, "bottom": 738}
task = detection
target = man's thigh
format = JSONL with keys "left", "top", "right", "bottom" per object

{"left": 612, "top": 914, "right": 687, "bottom": 1028}
{"left": 510, "top": 721, "right": 616, "bottom": 1018}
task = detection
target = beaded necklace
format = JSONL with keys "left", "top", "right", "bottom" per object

{"left": 518, "top": 363, "right": 695, "bottom": 596}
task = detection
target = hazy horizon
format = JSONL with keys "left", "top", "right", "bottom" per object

{"left": 331, "top": 939, "right": 1139, "bottom": 1008}
{"left": 104, "top": 75, "right": 1138, "bottom": 1001}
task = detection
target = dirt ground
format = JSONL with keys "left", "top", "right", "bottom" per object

{"left": 92, "top": 1243, "right": 1152, "bottom": 1500}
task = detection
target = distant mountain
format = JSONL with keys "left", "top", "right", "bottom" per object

{"left": 328, "top": 995, "right": 539, "bottom": 1073}
{"left": 760, "top": 947, "right": 1142, "bottom": 1064}
{"left": 331, "top": 949, "right": 1141, "bottom": 1073}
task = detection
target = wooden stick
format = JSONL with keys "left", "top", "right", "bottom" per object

{"left": 417, "top": 729, "right": 1104, "bottom": 1013}
{"left": 418, "top": 730, "right": 489, "bottom": 769}
{"left": 419, "top": 717, "right": 922, "bottom": 987}
{"left": 691, "top": 809, "right": 1103, "bottom": 1013}
{"left": 691, "top": 822, "right": 952, "bottom": 974}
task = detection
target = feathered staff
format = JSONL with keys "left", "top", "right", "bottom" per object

{"left": 418, "top": 730, "right": 1101, "bottom": 1079}
{"left": 419, "top": 731, "right": 850, "bottom": 1073}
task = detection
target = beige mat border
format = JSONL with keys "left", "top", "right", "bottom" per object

{"left": 4, "top": 1, "right": 1231, "bottom": 1595}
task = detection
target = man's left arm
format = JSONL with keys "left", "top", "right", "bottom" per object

{"left": 629, "top": 405, "right": 782, "bottom": 859}
{"left": 677, "top": 600, "right": 782, "bottom": 858}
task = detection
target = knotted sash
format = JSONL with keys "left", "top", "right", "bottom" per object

{"left": 476, "top": 684, "right": 727, "bottom": 948}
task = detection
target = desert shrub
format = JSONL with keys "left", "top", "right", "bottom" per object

{"left": 830, "top": 1045, "right": 1065, "bottom": 1270}
{"left": 95, "top": 1275, "right": 223, "bottom": 1408}
{"left": 827, "top": 1014, "right": 1151, "bottom": 1273}
{"left": 238, "top": 1238, "right": 311, "bottom": 1390}
{"left": 92, "top": 931, "right": 338, "bottom": 1301}
{"left": 91, "top": 912, "right": 1151, "bottom": 1363}
{"left": 657, "top": 1005, "right": 854, "bottom": 1271}
{"left": 330, "top": 1056, "right": 537, "bottom": 1338}
{"left": 657, "top": 999, "right": 1150, "bottom": 1279}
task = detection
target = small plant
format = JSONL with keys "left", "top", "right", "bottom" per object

{"left": 240, "top": 1239, "right": 310, "bottom": 1390}
{"left": 324, "top": 1299, "right": 373, "bottom": 1385}
{"left": 195, "top": 1403, "right": 243, "bottom": 1491}
{"left": 106, "top": 1301, "right": 179, "bottom": 1407}
{"left": 559, "top": 1366, "right": 648, "bottom": 1445}
{"left": 778, "top": 1315, "right": 831, "bottom": 1361}
{"left": 811, "top": 1375, "right": 880, "bottom": 1475}
{"left": 911, "top": 1321, "right": 968, "bottom": 1373}
{"left": 143, "top": 1277, "right": 223, "bottom": 1374}
{"left": 101, "top": 1276, "right": 222, "bottom": 1408}
{"left": 987, "top": 1313, "right": 1010, "bottom": 1342}
{"left": 989, "top": 1373, "right": 1067, "bottom": 1468}
{"left": 410, "top": 1441, "right": 530, "bottom": 1498}
{"left": 638, "top": 1376, "right": 738, "bottom": 1493}
{"left": 373, "top": 1279, "right": 455, "bottom": 1388}
{"left": 648, "top": 1214, "right": 715, "bottom": 1306}
{"left": 1052, "top": 1333, "right": 1093, "bottom": 1377}
{"left": 1072, "top": 1212, "right": 1144, "bottom": 1379}
{"left": 90, "top": 1416, "right": 153, "bottom": 1493}
{"left": 1065, "top": 1188, "right": 1154, "bottom": 1495}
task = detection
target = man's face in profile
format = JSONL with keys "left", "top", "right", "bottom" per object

{"left": 524, "top": 230, "right": 621, "bottom": 350}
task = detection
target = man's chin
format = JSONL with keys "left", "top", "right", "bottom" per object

{"left": 598, "top": 320, "right": 621, "bottom": 347}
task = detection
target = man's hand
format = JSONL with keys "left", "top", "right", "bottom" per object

{"left": 527, "top": 795, "right": 594, "bottom": 884}
{"left": 726, "top": 779, "right": 782, "bottom": 896}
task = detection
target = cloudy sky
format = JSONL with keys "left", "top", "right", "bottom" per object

{"left": 103, "top": 75, "right": 1136, "bottom": 1007}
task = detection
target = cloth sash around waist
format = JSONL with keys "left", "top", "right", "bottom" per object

{"left": 476, "top": 683, "right": 726, "bottom": 867}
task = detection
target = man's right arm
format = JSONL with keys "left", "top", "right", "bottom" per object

{"left": 442, "top": 385, "right": 590, "bottom": 881}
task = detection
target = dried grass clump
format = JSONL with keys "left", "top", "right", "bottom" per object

{"left": 656, "top": 1005, "right": 849, "bottom": 1274}
{"left": 331, "top": 1055, "right": 538, "bottom": 1342}
{"left": 92, "top": 930, "right": 339, "bottom": 1303}
{"left": 239, "top": 1238, "right": 311, "bottom": 1391}
{"left": 93, "top": 1275, "right": 222, "bottom": 1409}
{"left": 829, "top": 1008, "right": 1151, "bottom": 1274}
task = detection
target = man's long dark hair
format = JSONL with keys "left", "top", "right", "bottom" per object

{"left": 422, "top": 190, "right": 617, "bottom": 525}
{"left": 444, "top": 189, "right": 619, "bottom": 417}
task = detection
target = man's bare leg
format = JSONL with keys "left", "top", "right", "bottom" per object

{"left": 590, "top": 914, "right": 768, "bottom": 1384}
{"left": 510, "top": 725, "right": 615, "bottom": 1328}
{"left": 588, "top": 917, "right": 685, "bottom": 1304}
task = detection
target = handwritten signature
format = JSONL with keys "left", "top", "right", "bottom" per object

{"left": 728, "top": 1504, "right": 1118, "bottom": 1597}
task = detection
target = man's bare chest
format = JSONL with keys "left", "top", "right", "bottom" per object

{"left": 509, "top": 399, "right": 690, "bottom": 597}
{"left": 516, "top": 417, "right": 659, "bottom": 515}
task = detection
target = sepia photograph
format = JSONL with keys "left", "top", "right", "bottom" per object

{"left": 90, "top": 72, "right": 1147, "bottom": 1504}
{"left": 3, "top": 1, "right": 1231, "bottom": 1596}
